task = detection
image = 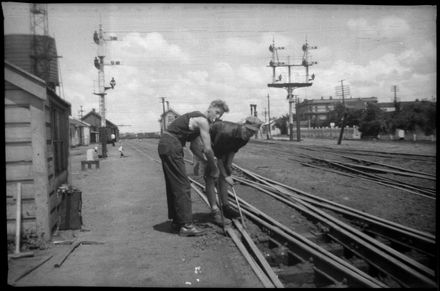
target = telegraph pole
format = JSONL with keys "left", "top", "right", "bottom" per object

{"left": 267, "top": 94, "right": 271, "bottom": 139}
{"left": 337, "top": 80, "right": 347, "bottom": 145}
{"left": 93, "top": 23, "right": 119, "bottom": 158}
{"left": 160, "top": 97, "right": 167, "bottom": 134}
{"left": 78, "top": 105, "right": 84, "bottom": 119}
{"left": 391, "top": 85, "right": 399, "bottom": 113}
{"left": 250, "top": 104, "right": 257, "bottom": 117}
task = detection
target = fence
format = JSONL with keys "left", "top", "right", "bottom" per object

{"left": 294, "top": 126, "right": 360, "bottom": 140}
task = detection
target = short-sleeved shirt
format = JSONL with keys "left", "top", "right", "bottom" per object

{"left": 210, "top": 121, "right": 248, "bottom": 157}
{"left": 167, "top": 111, "right": 208, "bottom": 146}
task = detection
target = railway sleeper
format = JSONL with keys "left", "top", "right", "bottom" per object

{"left": 264, "top": 239, "right": 339, "bottom": 287}
{"left": 274, "top": 261, "right": 315, "bottom": 286}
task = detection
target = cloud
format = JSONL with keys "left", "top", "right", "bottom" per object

{"left": 223, "top": 37, "right": 264, "bottom": 56}
{"left": 378, "top": 16, "right": 411, "bottom": 38}
{"left": 111, "top": 32, "right": 190, "bottom": 65}
{"left": 347, "top": 16, "right": 411, "bottom": 39}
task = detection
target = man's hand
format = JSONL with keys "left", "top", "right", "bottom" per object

{"left": 225, "top": 176, "right": 234, "bottom": 186}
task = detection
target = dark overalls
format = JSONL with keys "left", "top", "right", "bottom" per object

{"left": 210, "top": 121, "right": 249, "bottom": 158}
{"left": 157, "top": 111, "right": 207, "bottom": 226}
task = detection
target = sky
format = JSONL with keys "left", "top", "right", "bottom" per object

{"left": 3, "top": 3, "right": 437, "bottom": 133}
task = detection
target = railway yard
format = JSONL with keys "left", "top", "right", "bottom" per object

{"left": 133, "top": 137, "right": 437, "bottom": 288}
{"left": 8, "top": 137, "right": 437, "bottom": 288}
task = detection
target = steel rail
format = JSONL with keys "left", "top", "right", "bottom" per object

{"left": 297, "top": 145, "right": 436, "bottom": 159}
{"left": 189, "top": 181, "right": 275, "bottom": 288}
{"left": 189, "top": 178, "right": 387, "bottom": 288}
{"left": 233, "top": 168, "right": 437, "bottom": 281}
{"left": 337, "top": 154, "right": 436, "bottom": 179}
{"left": 190, "top": 180, "right": 284, "bottom": 288}
{"left": 298, "top": 154, "right": 436, "bottom": 198}
{"left": 327, "top": 160, "right": 436, "bottom": 198}
{"left": 333, "top": 161, "right": 436, "bottom": 181}
{"left": 295, "top": 146, "right": 436, "bottom": 163}
{"left": 233, "top": 219, "right": 285, "bottom": 288}
{"left": 297, "top": 151, "right": 432, "bottom": 185}
{"left": 233, "top": 163, "right": 435, "bottom": 242}
{"left": 298, "top": 161, "right": 436, "bottom": 199}
{"left": 233, "top": 176, "right": 436, "bottom": 288}
{"left": 233, "top": 175, "right": 436, "bottom": 258}
{"left": 227, "top": 194, "right": 388, "bottom": 288}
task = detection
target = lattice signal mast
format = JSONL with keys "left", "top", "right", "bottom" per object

{"left": 29, "top": 4, "right": 52, "bottom": 89}
{"left": 267, "top": 38, "right": 317, "bottom": 141}
{"left": 93, "top": 22, "right": 120, "bottom": 158}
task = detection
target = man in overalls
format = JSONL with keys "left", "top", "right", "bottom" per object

{"left": 193, "top": 116, "right": 264, "bottom": 226}
{"left": 158, "top": 100, "right": 229, "bottom": 236}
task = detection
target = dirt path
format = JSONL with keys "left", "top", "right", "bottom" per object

{"left": 8, "top": 142, "right": 260, "bottom": 287}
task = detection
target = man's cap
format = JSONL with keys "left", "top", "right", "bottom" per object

{"left": 243, "top": 116, "right": 263, "bottom": 131}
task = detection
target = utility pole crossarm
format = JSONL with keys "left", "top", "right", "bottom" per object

{"left": 267, "top": 38, "right": 317, "bottom": 142}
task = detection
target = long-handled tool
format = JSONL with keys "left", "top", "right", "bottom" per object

{"left": 231, "top": 185, "right": 246, "bottom": 228}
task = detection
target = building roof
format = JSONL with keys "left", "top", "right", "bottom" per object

{"left": 81, "top": 109, "right": 118, "bottom": 128}
{"left": 160, "top": 109, "right": 180, "bottom": 118}
{"left": 69, "top": 116, "right": 90, "bottom": 127}
{"left": 5, "top": 60, "right": 47, "bottom": 100}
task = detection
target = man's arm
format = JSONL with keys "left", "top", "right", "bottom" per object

{"left": 193, "top": 117, "right": 219, "bottom": 178}
{"left": 189, "top": 136, "right": 207, "bottom": 163}
{"left": 217, "top": 152, "right": 235, "bottom": 185}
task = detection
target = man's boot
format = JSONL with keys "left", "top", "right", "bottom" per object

{"left": 211, "top": 209, "right": 231, "bottom": 226}
{"left": 179, "top": 223, "right": 207, "bottom": 237}
{"left": 222, "top": 205, "right": 240, "bottom": 219}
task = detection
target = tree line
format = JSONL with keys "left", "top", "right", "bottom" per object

{"left": 273, "top": 100, "right": 436, "bottom": 139}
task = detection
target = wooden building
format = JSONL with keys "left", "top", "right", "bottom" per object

{"left": 81, "top": 109, "right": 119, "bottom": 143}
{"left": 69, "top": 117, "right": 91, "bottom": 147}
{"left": 5, "top": 61, "right": 71, "bottom": 241}
{"left": 159, "top": 109, "right": 180, "bottom": 133}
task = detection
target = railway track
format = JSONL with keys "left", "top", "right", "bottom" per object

{"left": 125, "top": 140, "right": 437, "bottom": 288}
{"left": 229, "top": 165, "right": 437, "bottom": 287}
{"left": 244, "top": 141, "right": 436, "bottom": 199}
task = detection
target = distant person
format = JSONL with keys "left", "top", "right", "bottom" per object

{"left": 118, "top": 144, "right": 125, "bottom": 157}
{"left": 193, "top": 116, "right": 263, "bottom": 226}
{"left": 111, "top": 133, "right": 116, "bottom": 146}
{"left": 157, "top": 100, "right": 229, "bottom": 237}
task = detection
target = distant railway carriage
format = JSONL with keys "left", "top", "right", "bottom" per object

{"left": 5, "top": 60, "right": 71, "bottom": 241}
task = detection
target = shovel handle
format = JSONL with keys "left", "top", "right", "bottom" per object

{"left": 231, "top": 186, "right": 246, "bottom": 228}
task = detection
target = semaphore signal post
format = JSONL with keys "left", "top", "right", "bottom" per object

{"left": 267, "top": 38, "right": 317, "bottom": 141}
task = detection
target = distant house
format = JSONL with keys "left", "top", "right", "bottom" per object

{"left": 159, "top": 109, "right": 180, "bottom": 133}
{"left": 69, "top": 117, "right": 91, "bottom": 147}
{"left": 81, "top": 109, "right": 119, "bottom": 143}
{"left": 5, "top": 60, "right": 71, "bottom": 241}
